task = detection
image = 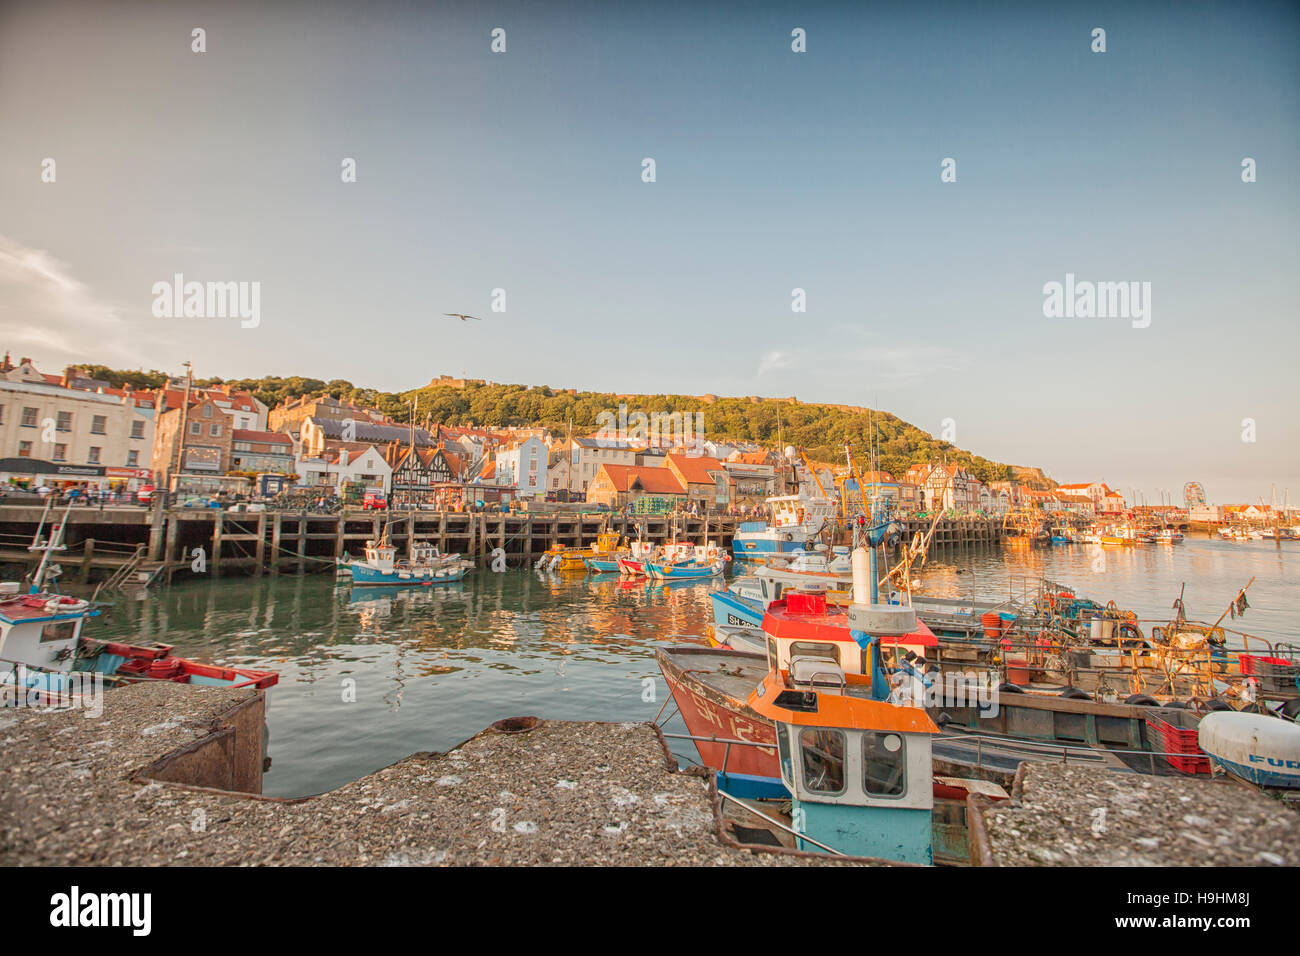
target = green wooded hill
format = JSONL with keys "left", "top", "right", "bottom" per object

{"left": 83, "top": 366, "right": 1019, "bottom": 483}
{"left": 401, "top": 383, "right": 1016, "bottom": 484}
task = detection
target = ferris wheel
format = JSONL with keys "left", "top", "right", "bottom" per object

{"left": 1183, "top": 481, "right": 1206, "bottom": 509}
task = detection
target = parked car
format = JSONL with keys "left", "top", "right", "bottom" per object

{"left": 363, "top": 491, "right": 387, "bottom": 510}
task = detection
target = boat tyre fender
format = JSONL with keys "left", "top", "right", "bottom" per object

{"left": 1280, "top": 697, "right": 1300, "bottom": 722}
{"left": 784, "top": 533, "right": 793, "bottom": 542}
{"left": 1123, "top": 694, "right": 1160, "bottom": 706}
{"left": 1199, "top": 698, "right": 1234, "bottom": 712}
{"left": 1059, "top": 687, "right": 1092, "bottom": 700}
{"left": 997, "top": 683, "right": 1025, "bottom": 694}
{"left": 1163, "top": 699, "right": 1190, "bottom": 709}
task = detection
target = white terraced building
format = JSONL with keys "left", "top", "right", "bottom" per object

{"left": 0, "top": 379, "right": 155, "bottom": 489}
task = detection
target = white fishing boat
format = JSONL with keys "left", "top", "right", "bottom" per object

{"left": 731, "top": 491, "right": 836, "bottom": 562}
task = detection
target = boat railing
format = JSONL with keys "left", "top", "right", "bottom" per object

{"left": 658, "top": 730, "right": 778, "bottom": 789}
{"left": 933, "top": 730, "right": 1224, "bottom": 775}
{"left": 715, "top": 788, "right": 846, "bottom": 856}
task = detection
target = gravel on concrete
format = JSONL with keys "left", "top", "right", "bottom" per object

{"left": 1, "top": 682, "right": 866, "bottom": 866}
{"left": 973, "top": 762, "right": 1298, "bottom": 866}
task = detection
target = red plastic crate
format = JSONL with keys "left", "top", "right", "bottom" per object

{"left": 1239, "top": 654, "right": 1294, "bottom": 675}
{"left": 1145, "top": 712, "right": 1211, "bottom": 775}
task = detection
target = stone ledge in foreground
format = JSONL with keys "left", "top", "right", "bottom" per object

{"left": 0, "top": 681, "right": 870, "bottom": 866}
{"left": 969, "top": 761, "right": 1298, "bottom": 866}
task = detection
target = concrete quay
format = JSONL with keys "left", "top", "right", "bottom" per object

{"left": 1, "top": 682, "right": 865, "bottom": 866}
{"left": 969, "top": 761, "right": 1298, "bottom": 867}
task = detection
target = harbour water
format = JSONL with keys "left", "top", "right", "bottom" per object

{"left": 91, "top": 536, "right": 1298, "bottom": 798}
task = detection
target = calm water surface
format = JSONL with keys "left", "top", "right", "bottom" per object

{"left": 92, "top": 536, "right": 1298, "bottom": 797}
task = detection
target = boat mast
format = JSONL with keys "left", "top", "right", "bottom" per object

{"left": 28, "top": 501, "right": 73, "bottom": 593}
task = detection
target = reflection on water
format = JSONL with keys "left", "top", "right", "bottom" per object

{"left": 94, "top": 570, "right": 719, "bottom": 797}
{"left": 918, "top": 537, "right": 1297, "bottom": 647}
{"left": 90, "top": 535, "right": 1297, "bottom": 797}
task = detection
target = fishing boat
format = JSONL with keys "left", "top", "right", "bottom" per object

{"left": 1154, "top": 528, "right": 1184, "bottom": 545}
{"left": 613, "top": 539, "right": 658, "bottom": 576}
{"left": 580, "top": 532, "right": 625, "bottom": 573}
{"left": 901, "top": 594, "right": 1021, "bottom": 642}
{"left": 645, "top": 557, "right": 727, "bottom": 581}
{"left": 1099, "top": 525, "right": 1135, "bottom": 546}
{"left": 1, "top": 502, "right": 278, "bottom": 704}
{"left": 1198, "top": 711, "right": 1300, "bottom": 790}
{"left": 740, "top": 652, "right": 945, "bottom": 862}
{"left": 757, "top": 546, "right": 854, "bottom": 589}
{"left": 1049, "top": 527, "right": 1075, "bottom": 545}
{"left": 731, "top": 491, "right": 836, "bottom": 563}
{"left": 709, "top": 576, "right": 769, "bottom": 632}
{"left": 660, "top": 549, "right": 945, "bottom": 799}
{"left": 348, "top": 538, "right": 472, "bottom": 586}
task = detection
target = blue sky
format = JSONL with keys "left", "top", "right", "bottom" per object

{"left": 1, "top": 0, "right": 1296, "bottom": 503}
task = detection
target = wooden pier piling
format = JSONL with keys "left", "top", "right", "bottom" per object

{"left": 0, "top": 505, "right": 1008, "bottom": 583}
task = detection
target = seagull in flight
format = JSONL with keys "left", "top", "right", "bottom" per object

{"left": 445, "top": 312, "right": 482, "bottom": 322}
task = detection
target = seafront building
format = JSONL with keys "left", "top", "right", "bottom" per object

{"left": 0, "top": 377, "right": 155, "bottom": 490}
{"left": 295, "top": 443, "right": 392, "bottom": 495}
{"left": 494, "top": 436, "right": 549, "bottom": 499}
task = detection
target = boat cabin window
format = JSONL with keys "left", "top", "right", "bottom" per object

{"left": 767, "top": 637, "right": 778, "bottom": 671}
{"left": 777, "top": 725, "right": 794, "bottom": 788}
{"left": 799, "top": 728, "right": 846, "bottom": 795}
{"left": 789, "top": 641, "right": 839, "bottom": 665}
{"left": 40, "top": 621, "right": 77, "bottom": 643}
{"left": 862, "top": 731, "right": 906, "bottom": 797}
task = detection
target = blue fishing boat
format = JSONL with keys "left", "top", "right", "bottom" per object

{"left": 583, "top": 557, "right": 621, "bottom": 573}
{"left": 644, "top": 558, "right": 726, "bottom": 581}
{"left": 731, "top": 492, "right": 837, "bottom": 563}
{"left": 709, "top": 582, "right": 765, "bottom": 631}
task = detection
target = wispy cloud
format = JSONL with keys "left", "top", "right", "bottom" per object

{"left": 0, "top": 236, "right": 140, "bottom": 367}
{"left": 753, "top": 333, "right": 969, "bottom": 390}
{"left": 756, "top": 350, "right": 791, "bottom": 375}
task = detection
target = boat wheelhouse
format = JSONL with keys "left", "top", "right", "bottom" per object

{"left": 747, "top": 662, "right": 939, "bottom": 863}
{"left": 731, "top": 492, "right": 836, "bottom": 562}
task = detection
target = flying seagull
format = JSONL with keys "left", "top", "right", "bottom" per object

{"left": 445, "top": 312, "right": 482, "bottom": 322}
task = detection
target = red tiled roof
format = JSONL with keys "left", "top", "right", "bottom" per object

{"left": 597, "top": 464, "right": 686, "bottom": 495}
{"left": 666, "top": 453, "right": 723, "bottom": 485}
{"left": 233, "top": 429, "right": 292, "bottom": 445}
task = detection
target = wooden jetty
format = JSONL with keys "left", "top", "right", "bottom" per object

{"left": 0, "top": 504, "right": 1008, "bottom": 584}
